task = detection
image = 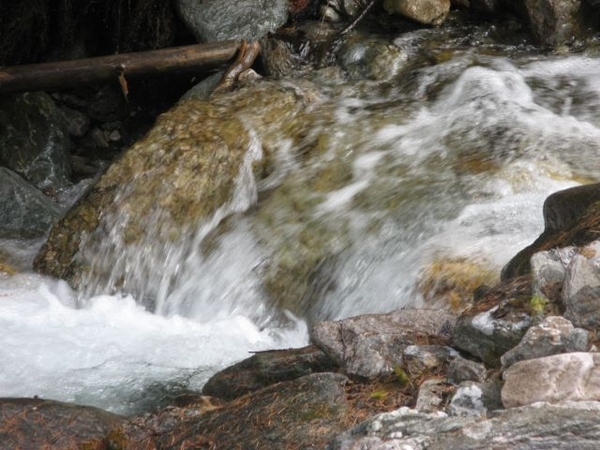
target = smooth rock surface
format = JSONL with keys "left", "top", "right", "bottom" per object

{"left": 331, "top": 401, "right": 600, "bottom": 449}
{"left": 176, "top": 0, "right": 289, "bottom": 42}
{"left": 447, "top": 355, "right": 487, "bottom": 384}
{"left": 310, "top": 309, "right": 456, "bottom": 378}
{"left": 502, "top": 352, "right": 600, "bottom": 408}
{"left": 383, "top": 0, "right": 451, "bottom": 26}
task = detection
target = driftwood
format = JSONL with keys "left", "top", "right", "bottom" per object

{"left": 0, "top": 41, "right": 241, "bottom": 94}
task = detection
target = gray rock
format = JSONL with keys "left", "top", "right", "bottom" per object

{"left": 383, "top": 0, "right": 451, "bottom": 26}
{"left": 502, "top": 352, "right": 600, "bottom": 408}
{"left": 416, "top": 379, "right": 452, "bottom": 413}
{"left": 176, "top": 0, "right": 289, "bottom": 42}
{"left": 447, "top": 356, "right": 487, "bottom": 384}
{"left": 521, "top": 0, "right": 597, "bottom": 47}
{"left": 531, "top": 246, "right": 576, "bottom": 302}
{"left": 0, "top": 92, "right": 72, "bottom": 190}
{"left": 337, "top": 36, "right": 408, "bottom": 81}
{"left": 449, "top": 382, "right": 486, "bottom": 418}
{"left": 452, "top": 304, "right": 531, "bottom": 368}
{"left": 0, "top": 167, "right": 61, "bottom": 239}
{"left": 501, "top": 316, "right": 589, "bottom": 370}
{"left": 563, "top": 241, "right": 600, "bottom": 329}
{"left": 202, "top": 345, "right": 339, "bottom": 400}
{"left": 403, "top": 345, "right": 458, "bottom": 379}
{"left": 310, "top": 309, "right": 456, "bottom": 379}
{"left": 331, "top": 401, "right": 600, "bottom": 449}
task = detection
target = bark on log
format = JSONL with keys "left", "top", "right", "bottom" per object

{"left": 0, "top": 41, "right": 241, "bottom": 94}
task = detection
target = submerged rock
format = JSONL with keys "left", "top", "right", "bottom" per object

{"left": 0, "top": 398, "right": 123, "bottom": 449}
{"left": 311, "top": 309, "right": 457, "bottom": 379}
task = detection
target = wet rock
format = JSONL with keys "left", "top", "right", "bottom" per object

{"left": 447, "top": 355, "right": 487, "bottom": 384}
{"left": 502, "top": 352, "right": 600, "bottom": 408}
{"left": 501, "top": 316, "right": 589, "bottom": 370}
{"left": 383, "top": 0, "right": 451, "bottom": 26}
{"left": 311, "top": 309, "right": 457, "bottom": 379}
{"left": 0, "top": 167, "right": 61, "bottom": 239}
{"left": 111, "top": 372, "right": 350, "bottom": 450}
{"left": 452, "top": 277, "right": 532, "bottom": 368}
{"left": 521, "top": 0, "right": 598, "bottom": 47}
{"left": 33, "top": 81, "right": 320, "bottom": 302}
{"left": 0, "top": 92, "right": 72, "bottom": 190}
{"left": 0, "top": 398, "right": 123, "bottom": 449}
{"left": 502, "top": 183, "right": 600, "bottom": 280}
{"left": 202, "top": 345, "right": 339, "bottom": 400}
{"left": 563, "top": 241, "right": 600, "bottom": 329}
{"left": 176, "top": 0, "right": 289, "bottom": 42}
{"left": 337, "top": 35, "right": 408, "bottom": 81}
{"left": 331, "top": 401, "right": 600, "bottom": 449}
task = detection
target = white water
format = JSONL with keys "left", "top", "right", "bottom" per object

{"left": 2, "top": 44, "right": 600, "bottom": 414}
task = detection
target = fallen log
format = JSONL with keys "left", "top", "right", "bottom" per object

{"left": 0, "top": 41, "right": 241, "bottom": 94}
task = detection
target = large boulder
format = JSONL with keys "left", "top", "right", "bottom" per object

{"left": 0, "top": 398, "right": 123, "bottom": 449}
{"left": 0, "top": 167, "right": 61, "bottom": 238}
{"left": 502, "top": 183, "right": 600, "bottom": 280}
{"left": 310, "top": 309, "right": 457, "bottom": 379}
{"left": 0, "top": 92, "right": 72, "bottom": 190}
{"left": 176, "top": 0, "right": 289, "bottom": 42}
{"left": 502, "top": 352, "right": 600, "bottom": 408}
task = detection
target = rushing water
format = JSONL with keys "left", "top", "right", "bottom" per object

{"left": 2, "top": 24, "right": 600, "bottom": 415}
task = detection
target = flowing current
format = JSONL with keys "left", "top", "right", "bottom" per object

{"left": 2, "top": 29, "right": 600, "bottom": 415}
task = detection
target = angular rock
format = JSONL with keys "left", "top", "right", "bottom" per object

{"left": 383, "top": 0, "right": 451, "bottom": 26}
{"left": 0, "top": 92, "right": 72, "bottom": 190}
{"left": 502, "top": 352, "right": 600, "bottom": 408}
{"left": 447, "top": 355, "right": 487, "bottom": 384}
{"left": 531, "top": 246, "right": 576, "bottom": 302}
{"left": 502, "top": 183, "right": 600, "bottom": 280}
{"left": 501, "top": 316, "right": 589, "bottom": 369}
{"left": 415, "top": 379, "right": 453, "bottom": 413}
{"left": 403, "top": 345, "right": 458, "bottom": 379}
{"left": 202, "top": 345, "right": 339, "bottom": 400}
{"left": 449, "top": 382, "right": 486, "bottom": 418}
{"left": 111, "top": 372, "right": 350, "bottom": 449}
{"left": 176, "top": 0, "right": 289, "bottom": 42}
{"left": 562, "top": 240, "right": 600, "bottom": 329}
{"left": 0, "top": 398, "right": 123, "bottom": 449}
{"left": 331, "top": 401, "right": 600, "bottom": 449}
{"left": 0, "top": 167, "right": 61, "bottom": 238}
{"left": 522, "top": 0, "right": 597, "bottom": 47}
{"left": 452, "top": 286, "right": 532, "bottom": 368}
{"left": 311, "top": 309, "right": 457, "bottom": 379}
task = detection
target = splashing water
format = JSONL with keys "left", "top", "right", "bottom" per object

{"left": 2, "top": 29, "right": 600, "bottom": 413}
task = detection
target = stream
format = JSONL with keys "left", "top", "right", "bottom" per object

{"left": 2, "top": 22, "right": 600, "bottom": 415}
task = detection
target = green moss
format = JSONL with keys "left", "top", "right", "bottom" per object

{"left": 529, "top": 295, "right": 548, "bottom": 317}
{"left": 370, "top": 389, "right": 388, "bottom": 400}
{"left": 393, "top": 366, "right": 410, "bottom": 388}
